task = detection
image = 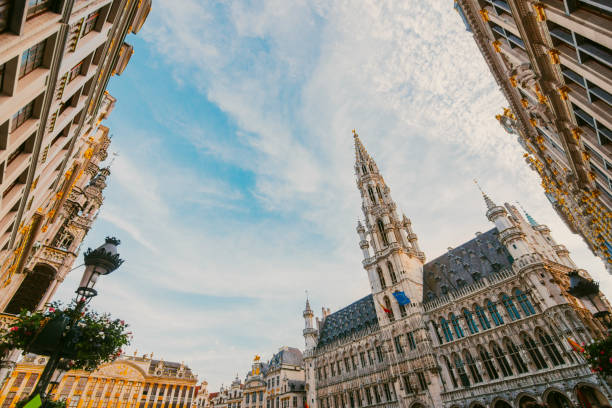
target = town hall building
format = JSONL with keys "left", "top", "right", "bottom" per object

{"left": 302, "top": 132, "right": 612, "bottom": 408}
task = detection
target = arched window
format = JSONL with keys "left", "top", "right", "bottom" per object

{"left": 387, "top": 262, "right": 397, "bottom": 284}
{"left": 453, "top": 354, "right": 470, "bottom": 387}
{"left": 442, "top": 356, "right": 457, "bottom": 388}
{"left": 475, "top": 305, "right": 491, "bottom": 329}
{"left": 440, "top": 318, "right": 453, "bottom": 342}
{"left": 464, "top": 350, "right": 482, "bottom": 383}
{"left": 384, "top": 296, "right": 394, "bottom": 322}
{"left": 431, "top": 321, "right": 443, "bottom": 344}
{"left": 505, "top": 338, "right": 528, "bottom": 374}
{"left": 515, "top": 289, "right": 535, "bottom": 316}
{"left": 478, "top": 346, "right": 498, "bottom": 380}
{"left": 377, "top": 220, "right": 388, "bottom": 246}
{"left": 522, "top": 333, "right": 547, "bottom": 370}
{"left": 362, "top": 165, "right": 367, "bottom": 175}
{"left": 377, "top": 268, "right": 386, "bottom": 289}
{"left": 501, "top": 294, "right": 521, "bottom": 320}
{"left": 376, "top": 185, "right": 383, "bottom": 199}
{"left": 451, "top": 314, "right": 464, "bottom": 338}
{"left": 487, "top": 300, "right": 504, "bottom": 326}
{"left": 463, "top": 309, "right": 478, "bottom": 334}
{"left": 491, "top": 342, "right": 513, "bottom": 377}
{"left": 368, "top": 187, "right": 376, "bottom": 203}
{"left": 538, "top": 330, "right": 564, "bottom": 366}
{"left": 369, "top": 164, "right": 374, "bottom": 172}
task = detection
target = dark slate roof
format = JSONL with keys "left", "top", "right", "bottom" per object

{"left": 266, "top": 347, "right": 303, "bottom": 371}
{"left": 317, "top": 295, "right": 379, "bottom": 349}
{"left": 422, "top": 228, "right": 513, "bottom": 300}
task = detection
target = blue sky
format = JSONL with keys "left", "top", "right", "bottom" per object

{"left": 55, "top": 0, "right": 611, "bottom": 390}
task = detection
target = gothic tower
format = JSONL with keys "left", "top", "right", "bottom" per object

{"left": 353, "top": 131, "right": 443, "bottom": 407}
{"left": 353, "top": 130, "right": 424, "bottom": 323}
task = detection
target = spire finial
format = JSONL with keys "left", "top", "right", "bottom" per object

{"left": 353, "top": 129, "right": 372, "bottom": 163}
{"left": 304, "top": 290, "right": 312, "bottom": 311}
{"left": 516, "top": 201, "right": 538, "bottom": 226}
{"left": 474, "top": 179, "right": 496, "bottom": 210}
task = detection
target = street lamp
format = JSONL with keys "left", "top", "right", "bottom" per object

{"left": 77, "top": 237, "right": 123, "bottom": 300}
{"left": 31, "top": 237, "right": 123, "bottom": 407}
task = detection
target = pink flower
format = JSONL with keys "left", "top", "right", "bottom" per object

{"left": 609, "top": 357, "right": 612, "bottom": 364}
{"left": 601, "top": 351, "right": 605, "bottom": 355}
{"left": 49, "top": 307, "right": 55, "bottom": 313}
{"left": 9, "top": 327, "right": 18, "bottom": 332}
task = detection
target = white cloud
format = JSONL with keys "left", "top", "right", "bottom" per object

{"left": 52, "top": 0, "right": 612, "bottom": 391}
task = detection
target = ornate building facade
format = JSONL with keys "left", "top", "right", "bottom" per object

{"left": 452, "top": 0, "right": 611, "bottom": 272}
{"left": 0, "top": 353, "right": 199, "bottom": 408}
{"left": 302, "top": 133, "right": 612, "bottom": 408}
{"left": 0, "top": 0, "right": 151, "bottom": 380}
{"left": 210, "top": 348, "right": 306, "bottom": 408}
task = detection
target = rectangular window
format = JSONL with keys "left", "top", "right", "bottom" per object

{"left": 382, "top": 384, "right": 391, "bottom": 401}
{"left": 402, "top": 375, "right": 413, "bottom": 394}
{"left": 367, "top": 350, "right": 374, "bottom": 365}
{"left": 27, "top": 0, "right": 53, "bottom": 19}
{"left": 68, "top": 61, "right": 83, "bottom": 83}
{"left": 0, "top": 0, "right": 11, "bottom": 33}
{"left": 10, "top": 100, "right": 34, "bottom": 133}
{"left": 406, "top": 332, "right": 416, "bottom": 350}
{"left": 12, "top": 372, "right": 26, "bottom": 388}
{"left": 416, "top": 372, "right": 427, "bottom": 391}
{"left": 82, "top": 11, "right": 99, "bottom": 36}
{"left": 336, "top": 361, "right": 341, "bottom": 375}
{"left": 1, "top": 392, "right": 16, "bottom": 408}
{"left": 351, "top": 356, "right": 356, "bottom": 370}
{"left": 19, "top": 39, "right": 46, "bottom": 78}
{"left": 393, "top": 336, "right": 403, "bottom": 354}
{"left": 372, "top": 387, "right": 380, "bottom": 404}
{"left": 292, "top": 397, "right": 297, "bottom": 407}
{"left": 330, "top": 364, "right": 335, "bottom": 376}
{"left": 364, "top": 389, "right": 371, "bottom": 406}
{"left": 344, "top": 358, "right": 350, "bottom": 372}
{"left": 375, "top": 346, "right": 384, "bottom": 362}
{"left": 359, "top": 352, "right": 366, "bottom": 367}
{"left": 0, "top": 61, "right": 6, "bottom": 92}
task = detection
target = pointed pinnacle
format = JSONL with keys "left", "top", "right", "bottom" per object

{"left": 353, "top": 129, "right": 371, "bottom": 163}
{"left": 474, "top": 179, "right": 497, "bottom": 210}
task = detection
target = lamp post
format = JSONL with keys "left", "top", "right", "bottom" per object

{"left": 31, "top": 237, "right": 123, "bottom": 407}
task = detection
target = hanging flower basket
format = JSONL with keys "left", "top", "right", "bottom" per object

{"left": 0, "top": 302, "right": 132, "bottom": 371}
{"left": 582, "top": 335, "right": 612, "bottom": 377}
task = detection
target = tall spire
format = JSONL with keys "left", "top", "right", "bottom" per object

{"left": 353, "top": 129, "right": 372, "bottom": 163}
{"left": 474, "top": 179, "right": 496, "bottom": 210}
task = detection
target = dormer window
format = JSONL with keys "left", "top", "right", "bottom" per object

{"left": 441, "top": 285, "right": 448, "bottom": 295}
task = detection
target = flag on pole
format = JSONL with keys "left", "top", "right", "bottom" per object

{"left": 23, "top": 394, "right": 42, "bottom": 408}
{"left": 392, "top": 291, "right": 411, "bottom": 305}
{"left": 377, "top": 300, "right": 392, "bottom": 314}
{"left": 567, "top": 337, "right": 584, "bottom": 353}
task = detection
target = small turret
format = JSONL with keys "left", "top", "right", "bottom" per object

{"left": 303, "top": 297, "right": 317, "bottom": 351}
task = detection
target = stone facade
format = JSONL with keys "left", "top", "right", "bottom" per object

{"left": 0, "top": 353, "right": 198, "bottom": 408}
{"left": 212, "top": 348, "right": 306, "bottom": 408}
{"left": 302, "top": 133, "right": 612, "bottom": 408}
{"left": 0, "top": 0, "right": 151, "bottom": 321}
{"left": 453, "top": 0, "right": 612, "bottom": 272}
